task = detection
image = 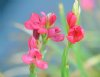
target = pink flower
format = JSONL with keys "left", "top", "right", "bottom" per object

{"left": 28, "top": 36, "right": 37, "bottom": 49}
{"left": 22, "top": 54, "right": 33, "bottom": 64}
{"left": 67, "top": 26, "right": 84, "bottom": 44}
{"left": 35, "top": 60, "right": 48, "bottom": 70}
{"left": 48, "top": 27, "right": 60, "bottom": 37}
{"left": 24, "top": 20, "right": 33, "bottom": 30}
{"left": 24, "top": 13, "right": 47, "bottom": 34}
{"left": 51, "top": 34, "right": 64, "bottom": 42}
{"left": 48, "top": 27, "right": 64, "bottom": 42}
{"left": 22, "top": 49, "right": 42, "bottom": 64}
{"left": 38, "top": 28, "right": 47, "bottom": 34}
{"left": 66, "top": 12, "right": 77, "bottom": 28}
{"left": 81, "top": 0, "right": 94, "bottom": 11}
{"left": 47, "top": 13, "right": 56, "bottom": 26}
{"left": 22, "top": 48, "right": 48, "bottom": 69}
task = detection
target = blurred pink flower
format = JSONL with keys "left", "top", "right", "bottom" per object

{"left": 35, "top": 60, "right": 48, "bottom": 70}
{"left": 22, "top": 54, "right": 33, "bottom": 64}
{"left": 81, "top": 0, "right": 94, "bottom": 11}
{"left": 24, "top": 13, "right": 47, "bottom": 34}
{"left": 22, "top": 48, "right": 48, "bottom": 69}
{"left": 38, "top": 28, "right": 47, "bottom": 34}
{"left": 67, "top": 26, "right": 84, "bottom": 44}
{"left": 66, "top": 12, "right": 77, "bottom": 28}
{"left": 28, "top": 36, "right": 37, "bottom": 49}
{"left": 48, "top": 27, "right": 64, "bottom": 42}
{"left": 22, "top": 49, "right": 42, "bottom": 64}
{"left": 47, "top": 13, "right": 56, "bottom": 26}
{"left": 51, "top": 34, "right": 64, "bottom": 42}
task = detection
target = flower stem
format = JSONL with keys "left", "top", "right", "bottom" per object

{"left": 41, "top": 35, "right": 48, "bottom": 52}
{"left": 29, "top": 64, "right": 36, "bottom": 77}
{"left": 61, "top": 42, "right": 72, "bottom": 77}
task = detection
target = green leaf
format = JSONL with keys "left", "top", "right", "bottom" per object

{"left": 59, "top": 3, "right": 68, "bottom": 34}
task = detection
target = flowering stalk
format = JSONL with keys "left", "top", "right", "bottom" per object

{"left": 29, "top": 30, "right": 39, "bottom": 77}
{"left": 22, "top": 12, "right": 64, "bottom": 77}
{"left": 59, "top": 0, "right": 85, "bottom": 77}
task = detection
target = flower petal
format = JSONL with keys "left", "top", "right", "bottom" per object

{"left": 22, "top": 54, "right": 33, "bottom": 64}
{"left": 48, "top": 27, "right": 61, "bottom": 37}
{"left": 28, "top": 36, "right": 37, "bottom": 49}
{"left": 48, "top": 13, "right": 56, "bottom": 26}
{"left": 38, "top": 28, "right": 47, "bottom": 34}
{"left": 35, "top": 60, "right": 48, "bottom": 70}
{"left": 70, "top": 15, "right": 77, "bottom": 28}
{"left": 66, "top": 12, "right": 77, "bottom": 28}
{"left": 67, "top": 26, "right": 84, "bottom": 44}
{"left": 29, "top": 49, "right": 42, "bottom": 60}
{"left": 24, "top": 20, "right": 33, "bottom": 30}
{"left": 67, "top": 36, "right": 75, "bottom": 44}
{"left": 51, "top": 34, "right": 64, "bottom": 42}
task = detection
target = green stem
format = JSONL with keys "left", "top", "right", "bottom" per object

{"left": 61, "top": 42, "right": 72, "bottom": 77}
{"left": 41, "top": 39, "right": 48, "bottom": 52}
{"left": 29, "top": 64, "right": 36, "bottom": 77}
{"left": 41, "top": 34, "right": 48, "bottom": 53}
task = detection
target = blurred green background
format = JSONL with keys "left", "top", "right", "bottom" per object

{"left": 0, "top": 0, "right": 100, "bottom": 77}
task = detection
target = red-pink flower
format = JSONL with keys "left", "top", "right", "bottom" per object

{"left": 22, "top": 48, "right": 48, "bottom": 69}
{"left": 24, "top": 13, "right": 47, "bottom": 34}
{"left": 48, "top": 27, "right": 64, "bottom": 42}
{"left": 66, "top": 12, "right": 77, "bottom": 28}
{"left": 28, "top": 36, "right": 37, "bottom": 49}
{"left": 81, "top": 0, "right": 95, "bottom": 11}
{"left": 67, "top": 26, "right": 84, "bottom": 44}
{"left": 47, "top": 13, "right": 56, "bottom": 26}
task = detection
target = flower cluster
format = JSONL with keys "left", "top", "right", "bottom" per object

{"left": 66, "top": 12, "right": 84, "bottom": 44}
{"left": 22, "top": 12, "right": 64, "bottom": 69}
{"left": 24, "top": 12, "right": 64, "bottom": 41}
